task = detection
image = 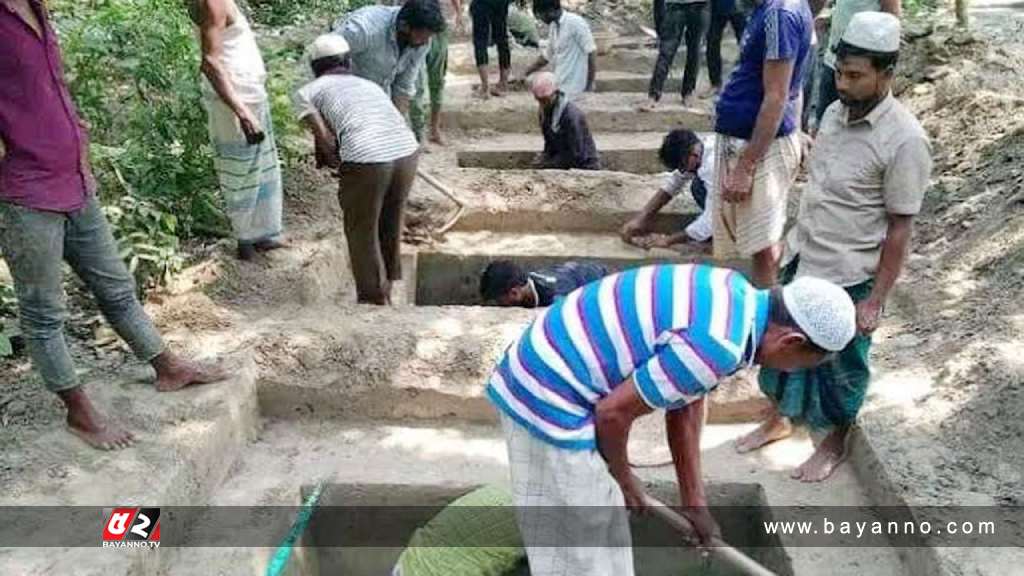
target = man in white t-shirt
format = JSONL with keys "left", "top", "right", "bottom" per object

{"left": 520, "top": 0, "right": 596, "bottom": 100}
{"left": 620, "top": 129, "right": 715, "bottom": 250}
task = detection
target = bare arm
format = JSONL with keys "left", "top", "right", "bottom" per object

{"left": 880, "top": 0, "right": 902, "bottom": 17}
{"left": 586, "top": 52, "right": 597, "bottom": 91}
{"left": 393, "top": 95, "right": 411, "bottom": 116}
{"left": 196, "top": 0, "right": 262, "bottom": 139}
{"left": 723, "top": 59, "right": 793, "bottom": 202}
{"left": 665, "top": 399, "right": 707, "bottom": 508}
{"left": 621, "top": 190, "right": 673, "bottom": 241}
{"left": 595, "top": 377, "right": 654, "bottom": 509}
{"left": 523, "top": 55, "right": 550, "bottom": 78}
{"left": 300, "top": 113, "right": 339, "bottom": 170}
{"left": 857, "top": 214, "right": 913, "bottom": 333}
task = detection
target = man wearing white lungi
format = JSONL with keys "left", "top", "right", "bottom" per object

{"left": 712, "top": 0, "right": 814, "bottom": 287}
{"left": 190, "top": 0, "right": 285, "bottom": 261}
{"left": 487, "top": 263, "right": 858, "bottom": 574}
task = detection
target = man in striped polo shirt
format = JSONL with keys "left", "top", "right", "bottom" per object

{"left": 487, "top": 263, "right": 855, "bottom": 575}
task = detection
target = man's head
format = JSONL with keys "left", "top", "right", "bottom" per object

{"left": 659, "top": 129, "right": 704, "bottom": 174}
{"left": 480, "top": 260, "right": 535, "bottom": 307}
{"left": 530, "top": 72, "right": 559, "bottom": 109}
{"left": 397, "top": 0, "right": 446, "bottom": 47}
{"left": 835, "top": 12, "right": 900, "bottom": 115}
{"left": 757, "top": 277, "right": 857, "bottom": 371}
{"left": 310, "top": 34, "right": 351, "bottom": 77}
{"left": 532, "top": 0, "right": 562, "bottom": 24}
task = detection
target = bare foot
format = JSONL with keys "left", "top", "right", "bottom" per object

{"left": 791, "top": 428, "right": 849, "bottom": 482}
{"left": 60, "top": 388, "right": 136, "bottom": 451}
{"left": 638, "top": 99, "right": 658, "bottom": 112}
{"left": 490, "top": 85, "right": 506, "bottom": 97}
{"left": 698, "top": 86, "right": 720, "bottom": 100}
{"left": 428, "top": 131, "right": 446, "bottom": 146}
{"left": 680, "top": 94, "right": 693, "bottom": 108}
{"left": 152, "top": 352, "right": 228, "bottom": 392}
{"left": 474, "top": 86, "right": 491, "bottom": 100}
{"left": 735, "top": 413, "right": 793, "bottom": 453}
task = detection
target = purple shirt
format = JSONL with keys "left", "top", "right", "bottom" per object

{"left": 714, "top": 0, "right": 813, "bottom": 140}
{"left": 0, "top": 1, "right": 92, "bottom": 213}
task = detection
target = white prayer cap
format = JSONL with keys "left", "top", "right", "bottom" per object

{"left": 311, "top": 34, "right": 350, "bottom": 60}
{"left": 782, "top": 276, "right": 857, "bottom": 352}
{"left": 842, "top": 11, "right": 901, "bottom": 53}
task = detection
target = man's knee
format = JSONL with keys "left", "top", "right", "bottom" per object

{"left": 17, "top": 289, "right": 67, "bottom": 339}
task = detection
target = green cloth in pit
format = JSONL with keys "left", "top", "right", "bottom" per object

{"left": 396, "top": 485, "right": 526, "bottom": 576}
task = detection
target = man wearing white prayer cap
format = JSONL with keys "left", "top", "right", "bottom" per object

{"left": 485, "top": 263, "right": 855, "bottom": 574}
{"left": 737, "top": 11, "right": 932, "bottom": 483}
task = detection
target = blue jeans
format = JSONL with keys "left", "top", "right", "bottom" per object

{"left": 0, "top": 196, "right": 165, "bottom": 392}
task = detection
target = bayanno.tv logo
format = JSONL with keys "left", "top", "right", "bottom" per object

{"left": 102, "top": 507, "right": 161, "bottom": 549}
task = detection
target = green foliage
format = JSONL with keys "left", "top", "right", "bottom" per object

{"left": 902, "top": 0, "right": 940, "bottom": 16}
{"left": 102, "top": 195, "right": 186, "bottom": 292}
{"left": 53, "top": 0, "right": 226, "bottom": 237}
{"left": 244, "top": 0, "right": 341, "bottom": 26}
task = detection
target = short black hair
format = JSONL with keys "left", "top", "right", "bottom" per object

{"left": 532, "top": 0, "right": 561, "bottom": 14}
{"left": 480, "top": 260, "right": 528, "bottom": 301}
{"left": 659, "top": 129, "right": 702, "bottom": 170}
{"left": 835, "top": 41, "right": 899, "bottom": 72}
{"left": 398, "top": 0, "right": 447, "bottom": 33}
{"left": 311, "top": 55, "right": 350, "bottom": 77}
{"left": 768, "top": 287, "right": 830, "bottom": 356}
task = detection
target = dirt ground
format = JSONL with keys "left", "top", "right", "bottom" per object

{"left": 1, "top": 5, "right": 1022, "bottom": 551}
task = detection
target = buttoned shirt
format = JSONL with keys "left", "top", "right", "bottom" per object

{"left": 544, "top": 11, "right": 596, "bottom": 100}
{"left": 335, "top": 5, "right": 429, "bottom": 99}
{"left": 0, "top": 0, "right": 93, "bottom": 212}
{"left": 786, "top": 94, "right": 933, "bottom": 287}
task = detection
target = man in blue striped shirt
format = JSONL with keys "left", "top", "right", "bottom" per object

{"left": 488, "top": 263, "right": 855, "bottom": 575}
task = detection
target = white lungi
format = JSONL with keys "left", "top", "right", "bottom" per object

{"left": 500, "top": 413, "right": 634, "bottom": 576}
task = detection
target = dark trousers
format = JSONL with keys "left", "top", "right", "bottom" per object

{"left": 337, "top": 152, "right": 419, "bottom": 304}
{"left": 471, "top": 0, "right": 511, "bottom": 69}
{"left": 705, "top": 2, "right": 746, "bottom": 87}
{"left": 649, "top": 2, "right": 708, "bottom": 100}
{"left": 816, "top": 62, "right": 839, "bottom": 125}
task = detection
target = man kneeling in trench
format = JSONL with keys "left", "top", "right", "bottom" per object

{"left": 487, "top": 263, "right": 856, "bottom": 574}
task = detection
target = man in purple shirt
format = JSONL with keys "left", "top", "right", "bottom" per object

{"left": 0, "top": 0, "right": 225, "bottom": 450}
{"left": 711, "top": 0, "right": 812, "bottom": 288}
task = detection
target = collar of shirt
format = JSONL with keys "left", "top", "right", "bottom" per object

{"left": 839, "top": 91, "right": 896, "bottom": 127}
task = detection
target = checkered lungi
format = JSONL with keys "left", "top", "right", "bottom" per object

{"left": 500, "top": 413, "right": 634, "bottom": 576}
{"left": 712, "top": 132, "right": 802, "bottom": 258}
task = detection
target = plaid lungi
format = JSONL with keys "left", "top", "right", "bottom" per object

{"left": 758, "top": 258, "right": 875, "bottom": 429}
{"left": 500, "top": 413, "right": 633, "bottom": 576}
{"left": 204, "top": 96, "right": 284, "bottom": 243}
{"left": 712, "top": 132, "right": 802, "bottom": 258}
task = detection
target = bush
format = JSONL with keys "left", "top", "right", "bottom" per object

{"left": 53, "top": 0, "right": 226, "bottom": 238}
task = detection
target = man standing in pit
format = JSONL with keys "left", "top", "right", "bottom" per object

{"left": 488, "top": 263, "right": 856, "bottom": 575}
{"left": 737, "top": 13, "right": 932, "bottom": 482}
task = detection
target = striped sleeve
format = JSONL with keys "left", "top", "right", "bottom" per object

{"left": 633, "top": 329, "right": 741, "bottom": 410}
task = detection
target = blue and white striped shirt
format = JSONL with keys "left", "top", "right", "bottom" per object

{"left": 486, "top": 264, "right": 770, "bottom": 450}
